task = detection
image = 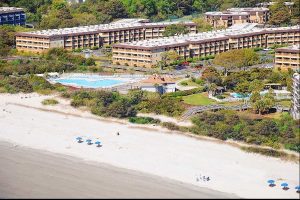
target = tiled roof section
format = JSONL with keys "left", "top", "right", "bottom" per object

{"left": 227, "top": 7, "right": 269, "bottom": 12}
{"left": 113, "top": 24, "right": 300, "bottom": 50}
{"left": 276, "top": 45, "right": 300, "bottom": 53}
{"left": 0, "top": 7, "right": 24, "bottom": 14}
{"left": 16, "top": 19, "right": 195, "bottom": 37}
{"left": 142, "top": 74, "right": 175, "bottom": 84}
{"left": 205, "top": 11, "right": 250, "bottom": 16}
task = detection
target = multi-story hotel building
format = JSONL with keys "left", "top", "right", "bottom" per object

{"left": 112, "top": 24, "right": 300, "bottom": 67}
{"left": 205, "top": 7, "right": 269, "bottom": 28}
{"left": 227, "top": 8, "right": 269, "bottom": 24}
{"left": 15, "top": 18, "right": 196, "bottom": 53}
{"left": 291, "top": 73, "right": 300, "bottom": 120}
{"left": 275, "top": 45, "right": 300, "bottom": 70}
{"left": 256, "top": 1, "right": 294, "bottom": 14}
{"left": 0, "top": 7, "right": 26, "bottom": 26}
{"left": 205, "top": 11, "right": 250, "bottom": 28}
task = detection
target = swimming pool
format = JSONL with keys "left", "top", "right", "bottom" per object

{"left": 50, "top": 74, "right": 143, "bottom": 88}
{"left": 230, "top": 92, "right": 250, "bottom": 99}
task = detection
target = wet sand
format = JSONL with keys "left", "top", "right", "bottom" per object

{"left": 0, "top": 142, "right": 236, "bottom": 198}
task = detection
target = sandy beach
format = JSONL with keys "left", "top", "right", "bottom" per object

{"left": 0, "top": 93, "right": 299, "bottom": 198}
{"left": 0, "top": 141, "right": 233, "bottom": 198}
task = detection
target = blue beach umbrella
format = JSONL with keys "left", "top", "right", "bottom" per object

{"left": 281, "top": 183, "right": 289, "bottom": 190}
{"left": 281, "top": 183, "right": 288, "bottom": 187}
{"left": 295, "top": 186, "right": 300, "bottom": 192}
{"left": 267, "top": 180, "right": 275, "bottom": 184}
{"left": 86, "top": 139, "right": 92, "bottom": 144}
{"left": 76, "top": 137, "right": 83, "bottom": 143}
{"left": 95, "top": 141, "right": 101, "bottom": 147}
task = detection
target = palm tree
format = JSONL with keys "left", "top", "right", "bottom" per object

{"left": 208, "top": 83, "right": 217, "bottom": 96}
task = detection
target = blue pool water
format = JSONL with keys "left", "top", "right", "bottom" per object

{"left": 52, "top": 76, "right": 126, "bottom": 88}
{"left": 230, "top": 93, "right": 250, "bottom": 98}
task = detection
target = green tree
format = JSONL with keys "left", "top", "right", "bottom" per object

{"left": 163, "top": 24, "right": 189, "bottom": 37}
{"left": 269, "top": 0, "right": 291, "bottom": 25}
{"left": 213, "top": 50, "right": 240, "bottom": 76}
{"left": 235, "top": 81, "right": 250, "bottom": 96}
{"left": 159, "top": 50, "right": 180, "bottom": 69}
{"left": 192, "top": 17, "right": 213, "bottom": 32}
{"left": 102, "top": 0, "right": 128, "bottom": 18}
{"left": 208, "top": 83, "right": 218, "bottom": 96}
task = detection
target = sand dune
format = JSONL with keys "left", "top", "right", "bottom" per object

{"left": 0, "top": 93, "right": 299, "bottom": 198}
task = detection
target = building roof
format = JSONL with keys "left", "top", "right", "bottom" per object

{"left": 205, "top": 11, "right": 250, "bottom": 16}
{"left": 16, "top": 18, "right": 195, "bottom": 38}
{"left": 0, "top": 7, "right": 24, "bottom": 14}
{"left": 141, "top": 74, "right": 175, "bottom": 84}
{"left": 276, "top": 45, "right": 300, "bottom": 53}
{"left": 227, "top": 7, "right": 269, "bottom": 12}
{"left": 256, "top": 2, "right": 294, "bottom": 6}
{"left": 114, "top": 23, "right": 299, "bottom": 50}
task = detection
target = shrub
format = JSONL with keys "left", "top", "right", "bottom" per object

{"left": 195, "top": 79, "right": 205, "bottom": 85}
{"left": 61, "top": 91, "right": 71, "bottom": 98}
{"left": 161, "top": 122, "right": 180, "bottom": 131}
{"left": 163, "top": 87, "right": 204, "bottom": 98}
{"left": 207, "top": 55, "right": 215, "bottom": 59}
{"left": 42, "top": 98, "right": 59, "bottom": 105}
{"left": 128, "top": 117, "right": 161, "bottom": 124}
{"left": 254, "top": 47, "right": 263, "bottom": 52}
{"left": 240, "top": 146, "right": 286, "bottom": 158}
{"left": 216, "top": 95, "right": 225, "bottom": 99}
{"left": 91, "top": 46, "right": 99, "bottom": 50}
{"left": 181, "top": 81, "right": 188, "bottom": 86}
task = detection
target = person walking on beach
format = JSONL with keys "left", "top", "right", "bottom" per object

{"left": 116, "top": 132, "right": 120, "bottom": 136}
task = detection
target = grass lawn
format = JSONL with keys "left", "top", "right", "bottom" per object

{"left": 179, "top": 80, "right": 200, "bottom": 87}
{"left": 182, "top": 93, "right": 216, "bottom": 105}
{"left": 276, "top": 100, "right": 291, "bottom": 107}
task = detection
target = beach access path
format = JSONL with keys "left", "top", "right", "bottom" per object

{"left": 0, "top": 93, "right": 299, "bottom": 198}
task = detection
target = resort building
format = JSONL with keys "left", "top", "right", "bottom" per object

{"left": 256, "top": 1, "right": 294, "bottom": 14}
{"left": 275, "top": 45, "right": 300, "bottom": 71}
{"left": 205, "top": 11, "right": 250, "bottom": 28}
{"left": 134, "top": 74, "right": 176, "bottom": 94}
{"left": 0, "top": 7, "right": 26, "bottom": 26}
{"left": 205, "top": 7, "right": 269, "bottom": 28}
{"left": 227, "top": 8, "right": 269, "bottom": 24}
{"left": 112, "top": 24, "right": 300, "bottom": 67}
{"left": 15, "top": 19, "right": 196, "bottom": 53}
{"left": 291, "top": 73, "right": 300, "bottom": 120}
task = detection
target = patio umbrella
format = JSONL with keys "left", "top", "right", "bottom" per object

{"left": 95, "top": 141, "right": 101, "bottom": 147}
